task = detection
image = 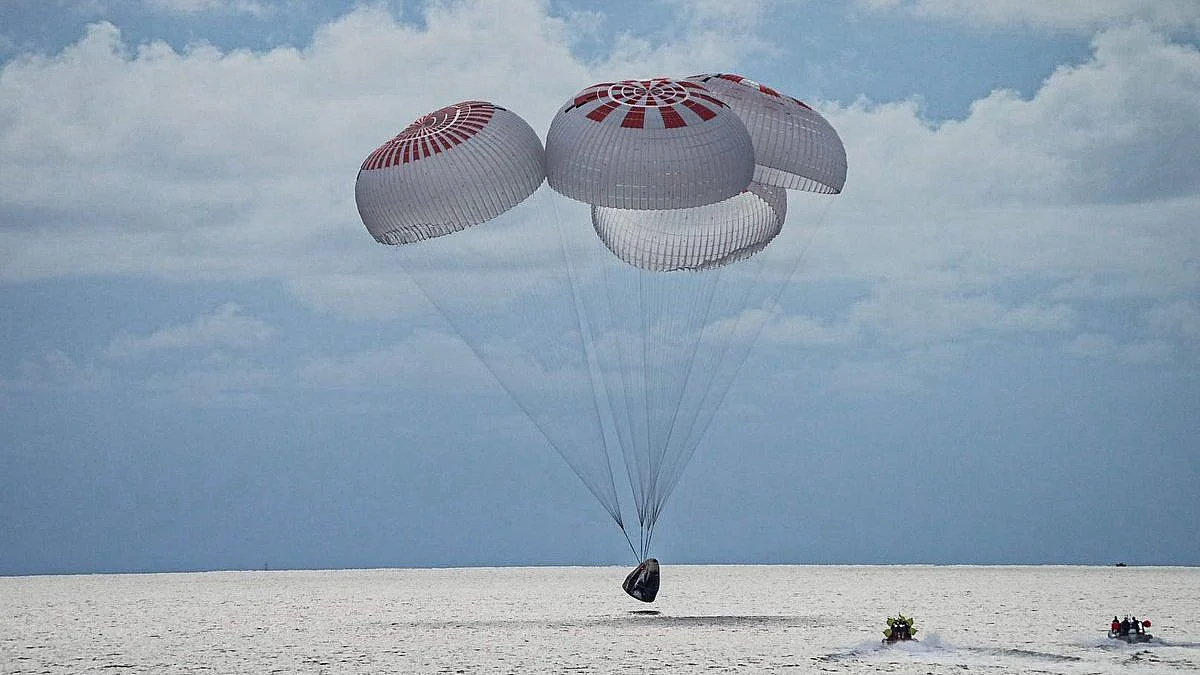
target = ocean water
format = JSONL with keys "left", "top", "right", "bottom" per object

{"left": 2, "top": 565, "right": 1197, "bottom": 674}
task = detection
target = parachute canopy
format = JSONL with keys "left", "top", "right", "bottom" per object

{"left": 687, "top": 74, "right": 847, "bottom": 194}
{"left": 546, "top": 78, "right": 755, "bottom": 210}
{"left": 355, "top": 100, "right": 546, "bottom": 245}
{"left": 354, "top": 75, "right": 846, "bottom": 571}
{"left": 592, "top": 182, "right": 786, "bottom": 272}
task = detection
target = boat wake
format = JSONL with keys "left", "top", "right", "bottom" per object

{"left": 818, "top": 635, "right": 1080, "bottom": 666}
{"left": 976, "top": 646, "right": 1081, "bottom": 663}
{"left": 817, "top": 633, "right": 950, "bottom": 662}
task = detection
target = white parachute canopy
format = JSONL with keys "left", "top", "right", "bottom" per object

{"left": 546, "top": 78, "right": 755, "bottom": 209}
{"left": 686, "top": 74, "right": 847, "bottom": 194}
{"left": 592, "top": 182, "right": 787, "bottom": 272}
{"left": 355, "top": 100, "right": 546, "bottom": 244}
{"left": 355, "top": 80, "right": 844, "bottom": 562}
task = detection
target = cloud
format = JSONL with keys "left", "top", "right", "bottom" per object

{"left": 142, "top": 0, "right": 270, "bottom": 16}
{"left": 0, "top": 5, "right": 582, "bottom": 286}
{"left": 763, "top": 287, "right": 1076, "bottom": 349}
{"left": 1063, "top": 332, "right": 1173, "bottom": 364}
{"left": 297, "top": 329, "right": 488, "bottom": 390}
{"left": 0, "top": 6, "right": 1198, "bottom": 381}
{"left": 105, "top": 302, "right": 275, "bottom": 358}
{"left": 830, "top": 358, "right": 922, "bottom": 394}
{"left": 1144, "top": 299, "right": 1200, "bottom": 341}
{"left": 141, "top": 353, "right": 276, "bottom": 406}
{"left": 858, "top": 0, "right": 1200, "bottom": 33}
{"left": 1143, "top": 300, "right": 1200, "bottom": 361}
{"left": 785, "top": 23, "right": 1200, "bottom": 374}
{"left": 0, "top": 349, "right": 109, "bottom": 393}
{"left": 831, "top": 25, "right": 1200, "bottom": 208}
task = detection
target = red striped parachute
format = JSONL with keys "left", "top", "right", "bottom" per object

{"left": 355, "top": 77, "right": 846, "bottom": 596}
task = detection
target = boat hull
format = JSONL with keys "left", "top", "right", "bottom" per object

{"left": 1108, "top": 631, "right": 1153, "bottom": 643}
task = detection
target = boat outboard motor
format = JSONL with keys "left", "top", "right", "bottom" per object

{"left": 622, "top": 558, "right": 660, "bottom": 602}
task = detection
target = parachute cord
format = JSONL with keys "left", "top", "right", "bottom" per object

{"left": 653, "top": 196, "right": 837, "bottom": 515}
{"left": 607, "top": 254, "right": 648, "bottom": 531}
{"left": 649, "top": 265, "right": 723, "bottom": 524}
{"left": 642, "top": 520, "right": 656, "bottom": 561}
{"left": 638, "top": 271, "right": 653, "bottom": 524}
{"left": 634, "top": 279, "right": 700, "bottom": 541}
{"left": 640, "top": 266, "right": 711, "bottom": 534}
{"left": 551, "top": 195, "right": 626, "bottom": 532}
{"left": 650, "top": 240, "right": 773, "bottom": 526}
{"left": 639, "top": 270, "right": 656, "bottom": 521}
{"left": 395, "top": 258, "right": 627, "bottom": 530}
{"left": 607, "top": 256, "right": 648, "bottom": 530}
{"left": 621, "top": 525, "right": 639, "bottom": 563}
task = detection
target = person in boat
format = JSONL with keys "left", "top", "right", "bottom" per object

{"left": 1120, "top": 616, "right": 1131, "bottom": 636}
{"left": 1131, "top": 616, "right": 1141, "bottom": 634}
{"left": 1111, "top": 616, "right": 1120, "bottom": 634}
{"left": 884, "top": 614, "right": 916, "bottom": 642}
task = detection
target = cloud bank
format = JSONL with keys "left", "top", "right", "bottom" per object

{"left": 1, "top": 1, "right": 1197, "bottom": 394}
{"left": 859, "top": 0, "right": 1200, "bottom": 33}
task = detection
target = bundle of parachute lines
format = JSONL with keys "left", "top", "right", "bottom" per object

{"left": 354, "top": 75, "right": 848, "bottom": 589}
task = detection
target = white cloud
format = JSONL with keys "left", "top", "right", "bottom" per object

{"left": 858, "top": 0, "right": 1200, "bottom": 33}
{"left": 830, "top": 359, "right": 922, "bottom": 394}
{"left": 784, "top": 23, "right": 1200, "bottom": 371}
{"left": 105, "top": 302, "right": 275, "bottom": 358}
{"left": 830, "top": 25, "right": 1200, "bottom": 208}
{"left": 0, "top": 349, "right": 109, "bottom": 392}
{"left": 1144, "top": 300, "right": 1200, "bottom": 341}
{"left": 297, "top": 329, "right": 487, "bottom": 390}
{"left": 142, "top": 0, "right": 269, "bottom": 16}
{"left": 0, "top": 6, "right": 1198, "bottom": 377}
{"left": 761, "top": 312, "right": 862, "bottom": 346}
{"left": 760, "top": 283, "right": 1075, "bottom": 351}
{"left": 142, "top": 354, "right": 275, "bottom": 406}
{"left": 1063, "top": 332, "right": 1173, "bottom": 364}
{"left": 0, "top": 4, "right": 585, "bottom": 286}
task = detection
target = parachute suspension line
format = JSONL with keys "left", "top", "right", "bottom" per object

{"left": 395, "top": 256, "right": 627, "bottom": 529}
{"left": 650, "top": 243, "right": 778, "bottom": 524}
{"left": 551, "top": 195, "right": 625, "bottom": 531}
{"left": 622, "top": 523, "right": 639, "bottom": 562}
{"left": 648, "top": 262, "right": 759, "bottom": 530}
{"left": 637, "top": 269, "right": 653, "bottom": 526}
{"left": 574, "top": 222, "right": 655, "bottom": 556}
{"left": 658, "top": 196, "right": 839, "bottom": 513}
{"left": 638, "top": 269, "right": 657, "bottom": 532}
{"left": 642, "top": 520, "right": 654, "bottom": 561}
{"left": 640, "top": 267, "right": 680, "bottom": 536}
{"left": 642, "top": 265, "right": 725, "bottom": 536}
{"left": 597, "top": 251, "right": 650, "bottom": 540}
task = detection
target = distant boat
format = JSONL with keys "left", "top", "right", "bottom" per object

{"left": 882, "top": 615, "right": 918, "bottom": 645}
{"left": 1115, "top": 562, "right": 1128, "bottom": 567}
{"left": 1107, "top": 617, "right": 1152, "bottom": 643}
{"left": 1108, "top": 630, "right": 1152, "bottom": 643}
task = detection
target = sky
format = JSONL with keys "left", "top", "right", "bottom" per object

{"left": 1, "top": 0, "right": 1198, "bottom": 576}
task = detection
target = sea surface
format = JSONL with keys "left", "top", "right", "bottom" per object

{"left": 2, "top": 565, "right": 1198, "bottom": 673}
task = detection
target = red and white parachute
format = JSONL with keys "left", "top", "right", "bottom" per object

{"left": 355, "top": 75, "right": 846, "bottom": 567}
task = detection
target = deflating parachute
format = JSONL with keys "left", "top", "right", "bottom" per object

{"left": 354, "top": 76, "right": 846, "bottom": 601}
